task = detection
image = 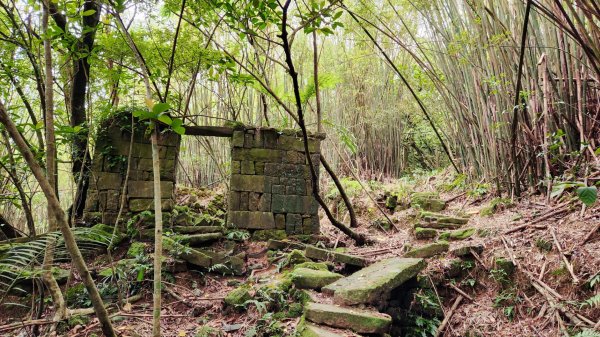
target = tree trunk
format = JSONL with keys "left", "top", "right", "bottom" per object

{"left": 0, "top": 102, "right": 116, "bottom": 337}
{"left": 279, "top": 1, "right": 367, "bottom": 245}
{"left": 70, "top": 0, "right": 101, "bottom": 224}
{"left": 41, "top": 0, "right": 66, "bottom": 322}
{"left": 151, "top": 127, "right": 163, "bottom": 337}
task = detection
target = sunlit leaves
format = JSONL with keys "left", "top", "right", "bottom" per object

{"left": 133, "top": 103, "right": 186, "bottom": 135}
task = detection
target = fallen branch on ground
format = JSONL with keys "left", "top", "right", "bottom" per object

{"left": 435, "top": 295, "right": 463, "bottom": 337}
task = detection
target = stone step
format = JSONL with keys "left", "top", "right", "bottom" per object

{"left": 267, "top": 239, "right": 306, "bottom": 251}
{"left": 439, "top": 228, "right": 475, "bottom": 241}
{"left": 170, "top": 226, "right": 223, "bottom": 234}
{"left": 305, "top": 302, "right": 392, "bottom": 334}
{"left": 305, "top": 246, "right": 368, "bottom": 267}
{"left": 420, "top": 211, "right": 469, "bottom": 224}
{"left": 177, "top": 233, "right": 223, "bottom": 246}
{"left": 298, "top": 323, "right": 356, "bottom": 337}
{"left": 322, "top": 257, "right": 426, "bottom": 305}
{"left": 414, "top": 227, "right": 437, "bottom": 239}
{"left": 411, "top": 192, "right": 445, "bottom": 212}
{"left": 404, "top": 241, "right": 449, "bottom": 258}
{"left": 291, "top": 268, "right": 343, "bottom": 290}
{"left": 416, "top": 221, "right": 463, "bottom": 230}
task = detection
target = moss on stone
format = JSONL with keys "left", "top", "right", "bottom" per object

{"left": 251, "top": 229, "right": 287, "bottom": 241}
{"left": 439, "top": 228, "right": 475, "bottom": 241}
{"left": 291, "top": 268, "right": 343, "bottom": 289}
{"left": 304, "top": 302, "right": 392, "bottom": 334}
{"left": 404, "top": 241, "right": 449, "bottom": 258}
{"left": 293, "top": 262, "right": 329, "bottom": 271}
{"left": 414, "top": 227, "right": 437, "bottom": 239}
{"left": 411, "top": 192, "right": 446, "bottom": 212}
{"left": 127, "top": 242, "right": 146, "bottom": 258}
{"left": 287, "top": 249, "right": 311, "bottom": 266}
{"left": 224, "top": 286, "right": 251, "bottom": 307}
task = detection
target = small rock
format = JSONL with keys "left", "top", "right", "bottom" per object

{"left": 404, "top": 241, "right": 449, "bottom": 258}
{"left": 414, "top": 227, "right": 437, "bottom": 239}
{"left": 291, "top": 268, "right": 343, "bottom": 289}
{"left": 439, "top": 228, "right": 475, "bottom": 241}
{"left": 224, "top": 286, "right": 251, "bottom": 307}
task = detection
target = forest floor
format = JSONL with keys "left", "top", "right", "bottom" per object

{"left": 1, "top": 170, "right": 599, "bottom": 337}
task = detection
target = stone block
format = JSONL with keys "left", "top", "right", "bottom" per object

{"left": 129, "top": 198, "right": 174, "bottom": 212}
{"left": 229, "top": 191, "right": 240, "bottom": 210}
{"left": 230, "top": 174, "right": 266, "bottom": 193}
{"left": 278, "top": 135, "right": 320, "bottom": 153}
{"left": 311, "top": 216, "right": 320, "bottom": 233}
{"left": 130, "top": 142, "right": 153, "bottom": 158}
{"left": 304, "top": 303, "right": 391, "bottom": 334}
{"left": 95, "top": 172, "right": 122, "bottom": 190}
{"left": 105, "top": 190, "right": 121, "bottom": 210}
{"left": 244, "top": 133, "right": 254, "bottom": 148}
{"left": 302, "top": 218, "right": 313, "bottom": 234}
{"left": 254, "top": 162, "right": 265, "bottom": 175}
{"left": 85, "top": 191, "right": 99, "bottom": 211}
{"left": 128, "top": 181, "right": 174, "bottom": 198}
{"left": 404, "top": 241, "right": 449, "bottom": 258}
{"left": 272, "top": 185, "right": 284, "bottom": 194}
{"left": 286, "top": 185, "right": 296, "bottom": 194}
{"left": 239, "top": 191, "right": 249, "bottom": 211}
{"left": 248, "top": 192, "right": 260, "bottom": 211}
{"left": 165, "top": 146, "right": 178, "bottom": 160}
{"left": 232, "top": 131, "right": 245, "bottom": 147}
{"left": 305, "top": 246, "right": 368, "bottom": 267}
{"left": 241, "top": 161, "right": 255, "bottom": 175}
{"left": 291, "top": 268, "right": 343, "bottom": 290}
{"left": 228, "top": 211, "right": 275, "bottom": 229}
{"left": 231, "top": 148, "right": 283, "bottom": 162}
{"left": 259, "top": 193, "right": 271, "bottom": 212}
{"left": 231, "top": 160, "right": 241, "bottom": 174}
{"left": 284, "top": 150, "right": 305, "bottom": 164}
{"left": 414, "top": 227, "right": 437, "bottom": 239}
{"left": 275, "top": 214, "right": 285, "bottom": 229}
{"left": 323, "top": 257, "right": 426, "bottom": 306}
{"left": 262, "top": 130, "right": 278, "bottom": 148}
{"left": 285, "top": 213, "right": 302, "bottom": 234}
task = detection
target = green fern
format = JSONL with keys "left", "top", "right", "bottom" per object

{"left": 580, "top": 293, "right": 600, "bottom": 309}
{"left": 571, "top": 329, "right": 600, "bottom": 337}
{"left": 0, "top": 226, "right": 115, "bottom": 302}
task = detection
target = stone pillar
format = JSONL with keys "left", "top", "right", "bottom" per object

{"left": 83, "top": 114, "right": 180, "bottom": 226}
{"left": 227, "top": 127, "right": 325, "bottom": 235}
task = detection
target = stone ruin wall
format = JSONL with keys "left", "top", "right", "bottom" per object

{"left": 227, "top": 128, "right": 324, "bottom": 235}
{"left": 83, "top": 115, "right": 324, "bottom": 236}
{"left": 84, "top": 117, "right": 181, "bottom": 226}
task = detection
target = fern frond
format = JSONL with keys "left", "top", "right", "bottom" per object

{"left": 571, "top": 329, "right": 600, "bottom": 337}
{"left": 0, "top": 225, "right": 117, "bottom": 303}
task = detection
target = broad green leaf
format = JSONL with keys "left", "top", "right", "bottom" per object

{"left": 81, "top": 9, "right": 96, "bottom": 16}
{"left": 577, "top": 186, "right": 597, "bottom": 206}
{"left": 152, "top": 102, "right": 171, "bottom": 114}
{"left": 157, "top": 114, "right": 173, "bottom": 125}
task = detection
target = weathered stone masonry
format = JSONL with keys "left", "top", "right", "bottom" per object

{"left": 83, "top": 115, "right": 324, "bottom": 236}
{"left": 84, "top": 117, "right": 181, "bottom": 226}
{"left": 227, "top": 128, "right": 324, "bottom": 235}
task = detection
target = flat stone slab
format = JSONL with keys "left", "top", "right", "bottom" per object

{"left": 178, "top": 233, "right": 223, "bottom": 246}
{"left": 416, "top": 222, "right": 463, "bottom": 230}
{"left": 421, "top": 211, "right": 469, "bottom": 224}
{"left": 439, "top": 228, "right": 475, "bottom": 240}
{"left": 404, "top": 241, "right": 449, "bottom": 258}
{"left": 415, "top": 227, "right": 437, "bottom": 239}
{"left": 267, "top": 239, "right": 306, "bottom": 251}
{"left": 322, "top": 257, "right": 426, "bottom": 305}
{"left": 171, "top": 226, "right": 222, "bottom": 234}
{"left": 305, "top": 246, "right": 368, "bottom": 267}
{"left": 451, "top": 243, "right": 484, "bottom": 257}
{"left": 299, "top": 323, "right": 353, "bottom": 337}
{"left": 304, "top": 302, "right": 392, "bottom": 334}
{"left": 291, "top": 268, "right": 343, "bottom": 290}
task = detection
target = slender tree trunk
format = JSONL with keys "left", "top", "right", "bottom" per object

{"left": 70, "top": 0, "right": 101, "bottom": 224}
{"left": 151, "top": 126, "right": 163, "bottom": 337}
{"left": 279, "top": 1, "right": 366, "bottom": 245}
{"left": 312, "top": 31, "right": 322, "bottom": 133}
{"left": 41, "top": 1, "right": 66, "bottom": 322}
{"left": 1, "top": 131, "right": 36, "bottom": 235}
{"left": 0, "top": 101, "right": 117, "bottom": 337}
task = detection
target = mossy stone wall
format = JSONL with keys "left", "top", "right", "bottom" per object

{"left": 227, "top": 128, "right": 324, "bottom": 235}
{"left": 83, "top": 116, "right": 180, "bottom": 225}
